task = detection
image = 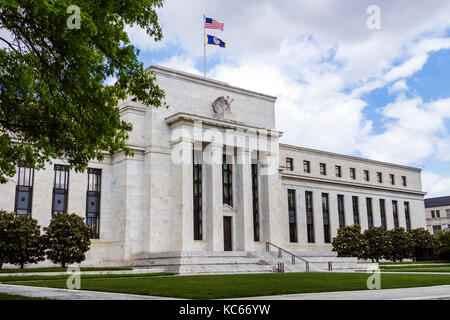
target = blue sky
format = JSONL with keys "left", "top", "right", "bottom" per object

{"left": 126, "top": 0, "right": 450, "bottom": 197}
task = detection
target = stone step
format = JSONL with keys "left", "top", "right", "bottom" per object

{"left": 173, "top": 264, "right": 275, "bottom": 275}
{"left": 134, "top": 251, "right": 249, "bottom": 260}
{"left": 133, "top": 257, "right": 264, "bottom": 267}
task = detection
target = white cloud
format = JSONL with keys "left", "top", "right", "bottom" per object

{"left": 130, "top": 0, "right": 450, "bottom": 196}
{"left": 422, "top": 171, "right": 450, "bottom": 198}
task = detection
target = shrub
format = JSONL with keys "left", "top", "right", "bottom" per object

{"left": 435, "top": 229, "right": 450, "bottom": 261}
{"left": 407, "top": 227, "right": 437, "bottom": 260}
{"left": 386, "top": 228, "right": 413, "bottom": 262}
{"left": 0, "top": 210, "right": 17, "bottom": 269}
{"left": 361, "top": 227, "right": 390, "bottom": 262}
{"left": 332, "top": 225, "right": 364, "bottom": 257}
{"left": 44, "top": 213, "right": 91, "bottom": 267}
{"left": 10, "top": 215, "right": 46, "bottom": 269}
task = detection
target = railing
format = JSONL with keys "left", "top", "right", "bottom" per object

{"left": 266, "top": 242, "right": 310, "bottom": 272}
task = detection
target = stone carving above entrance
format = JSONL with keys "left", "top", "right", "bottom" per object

{"left": 211, "top": 96, "right": 233, "bottom": 118}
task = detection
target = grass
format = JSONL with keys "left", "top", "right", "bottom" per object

{"left": 3, "top": 272, "right": 450, "bottom": 299}
{"left": 0, "top": 267, "right": 133, "bottom": 273}
{"left": 380, "top": 267, "right": 450, "bottom": 273}
{"left": 379, "top": 261, "right": 450, "bottom": 265}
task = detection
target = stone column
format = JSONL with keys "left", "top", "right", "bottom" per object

{"left": 385, "top": 198, "right": 394, "bottom": 229}
{"left": 171, "top": 139, "right": 194, "bottom": 251}
{"left": 312, "top": 190, "right": 324, "bottom": 244}
{"left": 359, "top": 196, "right": 369, "bottom": 232}
{"left": 260, "top": 152, "right": 285, "bottom": 246}
{"left": 203, "top": 143, "right": 223, "bottom": 251}
{"left": 296, "top": 187, "right": 308, "bottom": 244}
{"left": 344, "top": 194, "right": 354, "bottom": 226}
{"left": 235, "top": 148, "right": 254, "bottom": 251}
{"left": 328, "top": 191, "right": 339, "bottom": 239}
{"left": 398, "top": 201, "right": 406, "bottom": 229}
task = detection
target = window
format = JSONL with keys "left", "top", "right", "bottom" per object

{"left": 390, "top": 174, "right": 395, "bottom": 185}
{"left": 404, "top": 202, "right": 411, "bottom": 230}
{"left": 350, "top": 168, "right": 356, "bottom": 180}
{"left": 286, "top": 158, "right": 293, "bottom": 171}
{"left": 352, "top": 196, "right": 360, "bottom": 225}
{"left": 335, "top": 165, "right": 342, "bottom": 178}
{"left": 380, "top": 199, "right": 387, "bottom": 229}
{"left": 364, "top": 170, "right": 370, "bottom": 182}
{"left": 320, "top": 163, "right": 327, "bottom": 175}
{"left": 337, "top": 195, "right": 345, "bottom": 227}
{"left": 193, "top": 154, "right": 202, "bottom": 241}
{"left": 401, "top": 176, "right": 407, "bottom": 187}
{"left": 14, "top": 163, "right": 34, "bottom": 217}
{"left": 322, "top": 193, "right": 331, "bottom": 243}
{"left": 366, "top": 198, "right": 374, "bottom": 227}
{"left": 305, "top": 191, "right": 315, "bottom": 243}
{"left": 446, "top": 209, "right": 450, "bottom": 217}
{"left": 288, "top": 189, "right": 297, "bottom": 242}
{"left": 303, "top": 160, "right": 311, "bottom": 173}
{"left": 436, "top": 210, "right": 441, "bottom": 218}
{"left": 377, "top": 172, "right": 383, "bottom": 183}
{"left": 393, "top": 200, "right": 399, "bottom": 228}
{"left": 252, "top": 164, "right": 260, "bottom": 241}
{"left": 433, "top": 225, "right": 441, "bottom": 235}
{"left": 86, "top": 168, "right": 101, "bottom": 239}
{"left": 431, "top": 210, "right": 435, "bottom": 218}
{"left": 52, "top": 164, "right": 69, "bottom": 217}
{"left": 222, "top": 154, "right": 233, "bottom": 206}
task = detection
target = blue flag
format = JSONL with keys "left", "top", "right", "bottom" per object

{"left": 207, "top": 35, "right": 226, "bottom": 48}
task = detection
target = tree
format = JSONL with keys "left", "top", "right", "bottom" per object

{"left": 10, "top": 215, "right": 46, "bottom": 269}
{"left": 361, "top": 227, "right": 390, "bottom": 262}
{"left": 44, "top": 213, "right": 91, "bottom": 267}
{"left": 0, "top": 1, "right": 167, "bottom": 183}
{"left": 332, "top": 225, "right": 364, "bottom": 257}
{"left": 0, "top": 210, "right": 17, "bottom": 269}
{"left": 407, "top": 228, "right": 436, "bottom": 259}
{"left": 435, "top": 229, "right": 450, "bottom": 261}
{"left": 386, "top": 228, "right": 413, "bottom": 262}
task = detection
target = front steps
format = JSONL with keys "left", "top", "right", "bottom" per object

{"left": 132, "top": 251, "right": 378, "bottom": 275}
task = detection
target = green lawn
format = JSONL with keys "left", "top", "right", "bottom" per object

{"left": 380, "top": 264, "right": 450, "bottom": 269}
{"left": 379, "top": 261, "right": 450, "bottom": 265}
{"left": 0, "top": 267, "right": 133, "bottom": 273}
{"left": 380, "top": 267, "right": 450, "bottom": 273}
{"left": 2, "top": 272, "right": 450, "bottom": 299}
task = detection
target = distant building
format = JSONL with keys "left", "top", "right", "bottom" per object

{"left": 424, "top": 196, "right": 450, "bottom": 234}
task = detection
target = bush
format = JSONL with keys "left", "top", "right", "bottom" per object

{"left": 435, "top": 229, "right": 450, "bottom": 261}
{"left": 44, "top": 213, "right": 91, "bottom": 267}
{"left": 332, "top": 225, "right": 364, "bottom": 257}
{"left": 386, "top": 228, "right": 413, "bottom": 262}
{"left": 407, "top": 227, "right": 437, "bottom": 260}
{"left": 10, "top": 215, "right": 46, "bottom": 269}
{"left": 0, "top": 210, "right": 17, "bottom": 269}
{"left": 361, "top": 227, "right": 390, "bottom": 262}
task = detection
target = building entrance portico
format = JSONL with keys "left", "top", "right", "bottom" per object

{"left": 166, "top": 112, "right": 283, "bottom": 254}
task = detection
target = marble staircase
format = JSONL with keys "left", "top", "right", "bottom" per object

{"left": 132, "top": 250, "right": 378, "bottom": 275}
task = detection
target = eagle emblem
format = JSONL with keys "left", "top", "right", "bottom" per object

{"left": 211, "top": 96, "right": 233, "bottom": 117}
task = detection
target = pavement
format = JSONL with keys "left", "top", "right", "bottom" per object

{"left": 0, "top": 283, "right": 176, "bottom": 300}
{"left": 237, "top": 285, "right": 450, "bottom": 300}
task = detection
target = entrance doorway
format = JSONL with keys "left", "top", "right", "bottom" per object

{"left": 223, "top": 216, "right": 232, "bottom": 251}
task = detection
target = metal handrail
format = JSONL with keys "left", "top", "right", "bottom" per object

{"left": 266, "top": 242, "right": 310, "bottom": 272}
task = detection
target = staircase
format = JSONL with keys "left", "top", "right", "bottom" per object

{"left": 132, "top": 251, "right": 274, "bottom": 275}
{"left": 132, "top": 245, "right": 377, "bottom": 275}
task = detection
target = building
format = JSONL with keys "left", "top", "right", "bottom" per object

{"left": 0, "top": 66, "right": 427, "bottom": 267}
{"left": 425, "top": 196, "right": 450, "bottom": 234}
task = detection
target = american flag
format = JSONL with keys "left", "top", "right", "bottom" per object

{"left": 204, "top": 17, "right": 224, "bottom": 31}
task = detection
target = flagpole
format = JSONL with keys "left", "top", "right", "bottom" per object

{"left": 203, "top": 14, "right": 206, "bottom": 77}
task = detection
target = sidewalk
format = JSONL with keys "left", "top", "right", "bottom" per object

{"left": 0, "top": 284, "right": 176, "bottom": 300}
{"left": 237, "top": 285, "right": 450, "bottom": 300}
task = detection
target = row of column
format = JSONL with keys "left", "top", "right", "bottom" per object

{"left": 173, "top": 139, "right": 282, "bottom": 251}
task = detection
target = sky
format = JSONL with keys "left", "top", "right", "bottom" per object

{"left": 124, "top": 0, "right": 450, "bottom": 198}
{"left": 1, "top": 2, "right": 449, "bottom": 199}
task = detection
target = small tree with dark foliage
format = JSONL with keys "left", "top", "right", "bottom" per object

{"left": 0, "top": 210, "right": 17, "bottom": 269}
{"left": 386, "top": 228, "right": 413, "bottom": 262}
{"left": 44, "top": 213, "right": 91, "bottom": 267}
{"left": 361, "top": 227, "right": 390, "bottom": 262}
{"left": 407, "top": 228, "right": 437, "bottom": 259}
{"left": 10, "top": 215, "right": 46, "bottom": 269}
{"left": 332, "top": 225, "right": 364, "bottom": 257}
{"left": 435, "top": 229, "right": 450, "bottom": 261}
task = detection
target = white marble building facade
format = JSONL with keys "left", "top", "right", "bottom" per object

{"left": 0, "top": 66, "right": 427, "bottom": 266}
